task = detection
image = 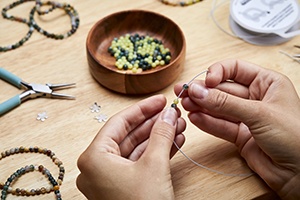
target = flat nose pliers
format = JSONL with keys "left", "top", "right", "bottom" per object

{"left": 0, "top": 68, "right": 75, "bottom": 116}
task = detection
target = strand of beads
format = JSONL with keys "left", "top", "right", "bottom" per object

{"left": 0, "top": 165, "right": 62, "bottom": 200}
{"left": 29, "top": 1, "right": 80, "bottom": 40}
{"left": 0, "top": 0, "right": 80, "bottom": 52}
{"left": 0, "top": 146, "right": 65, "bottom": 199}
{"left": 159, "top": 0, "right": 203, "bottom": 6}
{"left": 0, "top": 0, "right": 35, "bottom": 52}
{"left": 171, "top": 69, "right": 208, "bottom": 108}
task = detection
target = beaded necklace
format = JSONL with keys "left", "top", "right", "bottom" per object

{"left": 159, "top": 0, "right": 203, "bottom": 6}
{"left": 0, "top": 0, "right": 80, "bottom": 52}
{"left": 0, "top": 146, "right": 64, "bottom": 199}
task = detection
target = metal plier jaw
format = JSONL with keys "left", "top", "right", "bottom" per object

{"left": 19, "top": 81, "right": 76, "bottom": 102}
{"left": 0, "top": 67, "right": 75, "bottom": 116}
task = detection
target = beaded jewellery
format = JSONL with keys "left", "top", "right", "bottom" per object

{"left": 171, "top": 70, "right": 254, "bottom": 177}
{"left": 159, "top": 0, "right": 203, "bottom": 6}
{"left": 0, "top": 146, "right": 64, "bottom": 199}
{"left": 0, "top": 0, "right": 80, "bottom": 52}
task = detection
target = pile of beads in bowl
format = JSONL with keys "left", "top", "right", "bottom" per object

{"left": 108, "top": 33, "right": 172, "bottom": 73}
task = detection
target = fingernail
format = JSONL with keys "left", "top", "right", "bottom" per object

{"left": 162, "top": 108, "right": 177, "bottom": 126}
{"left": 190, "top": 83, "right": 208, "bottom": 99}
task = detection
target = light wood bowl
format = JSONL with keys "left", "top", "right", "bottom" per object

{"left": 86, "top": 10, "right": 186, "bottom": 94}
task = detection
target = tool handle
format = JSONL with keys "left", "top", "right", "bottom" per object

{"left": 0, "top": 68, "right": 22, "bottom": 88}
{"left": 0, "top": 95, "right": 21, "bottom": 116}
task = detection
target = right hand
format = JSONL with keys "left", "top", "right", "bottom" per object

{"left": 175, "top": 59, "right": 300, "bottom": 199}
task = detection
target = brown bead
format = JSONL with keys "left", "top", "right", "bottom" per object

{"left": 25, "top": 190, "right": 31, "bottom": 196}
{"left": 40, "top": 187, "right": 46, "bottom": 194}
{"left": 57, "top": 179, "right": 63, "bottom": 186}
{"left": 35, "top": 188, "right": 41, "bottom": 195}
{"left": 20, "top": 189, "right": 26, "bottom": 195}
{"left": 53, "top": 185, "right": 60, "bottom": 191}
{"left": 19, "top": 146, "right": 25, "bottom": 153}
{"left": 38, "top": 147, "right": 43, "bottom": 153}
{"left": 16, "top": 188, "right": 21, "bottom": 195}
{"left": 38, "top": 165, "right": 44, "bottom": 172}
{"left": 5, "top": 150, "right": 10, "bottom": 156}
{"left": 33, "top": 146, "right": 39, "bottom": 152}
{"left": 46, "top": 150, "right": 52, "bottom": 156}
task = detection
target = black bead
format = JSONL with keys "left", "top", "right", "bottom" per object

{"left": 183, "top": 84, "right": 189, "bottom": 90}
{"left": 171, "top": 103, "right": 177, "bottom": 108}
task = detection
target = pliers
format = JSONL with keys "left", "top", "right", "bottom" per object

{"left": 0, "top": 68, "right": 75, "bottom": 116}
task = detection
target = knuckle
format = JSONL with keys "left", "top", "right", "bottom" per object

{"left": 213, "top": 91, "right": 230, "bottom": 112}
{"left": 77, "top": 152, "right": 90, "bottom": 172}
{"left": 153, "top": 125, "right": 175, "bottom": 142}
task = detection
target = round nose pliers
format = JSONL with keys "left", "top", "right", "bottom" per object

{"left": 0, "top": 68, "right": 75, "bottom": 116}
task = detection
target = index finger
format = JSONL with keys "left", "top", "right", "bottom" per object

{"left": 206, "top": 59, "right": 262, "bottom": 88}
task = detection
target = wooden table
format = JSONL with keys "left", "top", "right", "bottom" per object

{"left": 1, "top": 0, "right": 299, "bottom": 199}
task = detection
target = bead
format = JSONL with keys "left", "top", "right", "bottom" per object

{"left": 171, "top": 103, "right": 177, "bottom": 108}
{"left": 53, "top": 185, "right": 60, "bottom": 191}
{"left": 173, "top": 98, "right": 179, "bottom": 105}
{"left": 183, "top": 84, "right": 189, "bottom": 90}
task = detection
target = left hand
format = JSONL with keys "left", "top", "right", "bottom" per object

{"left": 76, "top": 94, "right": 186, "bottom": 200}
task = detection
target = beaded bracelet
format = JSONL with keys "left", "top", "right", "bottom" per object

{"left": 0, "top": 0, "right": 35, "bottom": 52}
{"left": 159, "top": 0, "right": 203, "bottom": 6}
{"left": 29, "top": 1, "right": 80, "bottom": 40}
{"left": 0, "top": 165, "right": 62, "bottom": 200}
{"left": 0, "top": 0, "right": 80, "bottom": 52}
{"left": 0, "top": 146, "right": 65, "bottom": 199}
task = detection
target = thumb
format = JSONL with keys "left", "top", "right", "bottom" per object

{"left": 142, "top": 108, "right": 178, "bottom": 162}
{"left": 188, "top": 82, "right": 259, "bottom": 124}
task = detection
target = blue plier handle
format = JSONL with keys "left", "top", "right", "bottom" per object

{"left": 0, "top": 68, "right": 75, "bottom": 116}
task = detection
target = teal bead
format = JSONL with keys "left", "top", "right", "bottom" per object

{"left": 183, "top": 84, "right": 189, "bottom": 90}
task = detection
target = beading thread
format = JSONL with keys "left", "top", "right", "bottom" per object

{"left": 171, "top": 69, "right": 254, "bottom": 177}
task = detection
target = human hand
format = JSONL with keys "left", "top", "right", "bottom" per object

{"left": 174, "top": 59, "right": 300, "bottom": 199}
{"left": 76, "top": 95, "right": 186, "bottom": 200}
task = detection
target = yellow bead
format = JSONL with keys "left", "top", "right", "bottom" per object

{"left": 173, "top": 98, "right": 179, "bottom": 105}
{"left": 132, "top": 67, "right": 138, "bottom": 73}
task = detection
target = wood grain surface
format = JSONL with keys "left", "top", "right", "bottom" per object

{"left": 1, "top": 0, "right": 299, "bottom": 199}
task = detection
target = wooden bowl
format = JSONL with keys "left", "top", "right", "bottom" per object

{"left": 86, "top": 10, "right": 186, "bottom": 94}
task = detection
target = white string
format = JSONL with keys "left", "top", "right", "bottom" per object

{"left": 279, "top": 50, "right": 300, "bottom": 64}
{"left": 173, "top": 70, "right": 254, "bottom": 177}
{"left": 176, "top": 69, "right": 208, "bottom": 100}
{"left": 173, "top": 141, "right": 254, "bottom": 177}
{"left": 210, "top": 0, "right": 269, "bottom": 40}
{"left": 210, "top": 0, "right": 237, "bottom": 38}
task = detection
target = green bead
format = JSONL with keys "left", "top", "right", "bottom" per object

{"left": 183, "top": 84, "right": 189, "bottom": 90}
